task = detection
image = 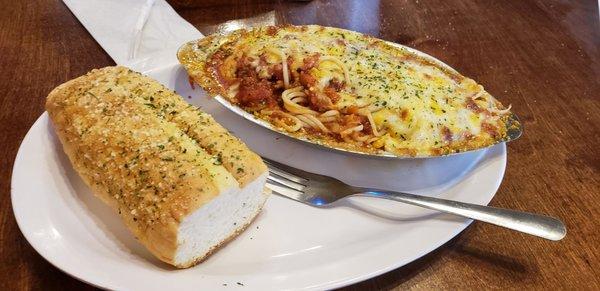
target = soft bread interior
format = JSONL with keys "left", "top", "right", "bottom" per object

{"left": 175, "top": 172, "right": 269, "bottom": 267}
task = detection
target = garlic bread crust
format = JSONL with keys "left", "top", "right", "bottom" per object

{"left": 46, "top": 66, "right": 267, "bottom": 267}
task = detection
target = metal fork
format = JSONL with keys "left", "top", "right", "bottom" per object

{"left": 263, "top": 158, "right": 566, "bottom": 241}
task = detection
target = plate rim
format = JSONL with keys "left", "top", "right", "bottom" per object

{"left": 11, "top": 113, "right": 121, "bottom": 290}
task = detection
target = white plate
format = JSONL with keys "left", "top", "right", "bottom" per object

{"left": 11, "top": 55, "right": 506, "bottom": 290}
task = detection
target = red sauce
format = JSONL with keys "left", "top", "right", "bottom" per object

{"left": 299, "top": 72, "right": 317, "bottom": 88}
{"left": 236, "top": 77, "right": 276, "bottom": 106}
{"left": 236, "top": 57, "right": 258, "bottom": 79}
{"left": 258, "top": 54, "right": 268, "bottom": 66}
{"left": 210, "top": 51, "right": 234, "bottom": 86}
{"left": 323, "top": 87, "right": 340, "bottom": 103}
{"left": 466, "top": 98, "right": 484, "bottom": 113}
{"left": 360, "top": 116, "right": 372, "bottom": 134}
{"left": 307, "top": 91, "right": 332, "bottom": 111}
{"left": 269, "top": 64, "right": 284, "bottom": 81}
{"left": 328, "top": 78, "right": 345, "bottom": 91}
{"left": 266, "top": 26, "right": 279, "bottom": 36}
{"left": 301, "top": 53, "right": 321, "bottom": 71}
{"left": 346, "top": 105, "right": 360, "bottom": 114}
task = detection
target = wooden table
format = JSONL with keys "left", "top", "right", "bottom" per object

{"left": 1, "top": 0, "right": 598, "bottom": 289}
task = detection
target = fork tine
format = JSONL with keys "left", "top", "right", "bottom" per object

{"left": 262, "top": 159, "right": 308, "bottom": 184}
{"left": 266, "top": 179, "right": 305, "bottom": 200}
{"left": 268, "top": 172, "right": 306, "bottom": 191}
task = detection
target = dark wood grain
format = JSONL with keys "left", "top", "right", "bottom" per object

{"left": 1, "top": 0, "right": 598, "bottom": 290}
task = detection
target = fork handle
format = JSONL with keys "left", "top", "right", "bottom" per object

{"left": 356, "top": 190, "right": 566, "bottom": 241}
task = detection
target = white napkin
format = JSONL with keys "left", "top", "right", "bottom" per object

{"left": 63, "top": 0, "right": 203, "bottom": 65}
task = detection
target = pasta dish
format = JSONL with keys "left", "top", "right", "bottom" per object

{"left": 178, "top": 25, "right": 517, "bottom": 157}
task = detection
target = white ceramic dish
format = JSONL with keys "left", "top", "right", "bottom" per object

{"left": 11, "top": 54, "right": 506, "bottom": 290}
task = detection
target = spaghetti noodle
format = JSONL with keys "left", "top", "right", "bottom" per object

{"left": 266, "top": 48, "right": 290, "bottom": 88}
{"left": 318, "top": 56, "right": 351, "bottom": 85}
{"left": 273, "top": 84, "right": 379, "bottom": 143}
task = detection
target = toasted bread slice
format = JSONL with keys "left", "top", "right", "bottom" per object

{"left": 46, "top": 66, "right": 269, "bottom": 268}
